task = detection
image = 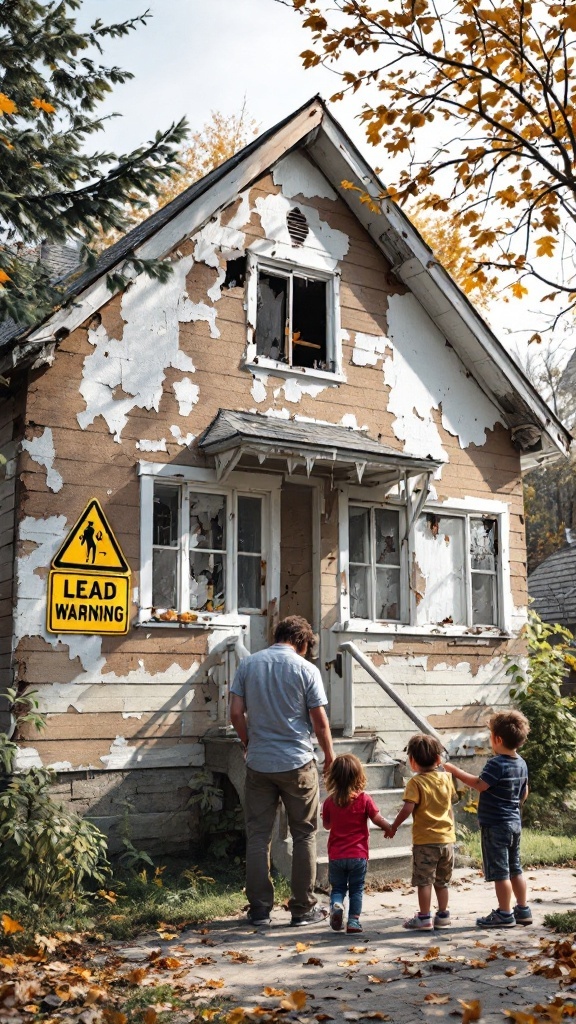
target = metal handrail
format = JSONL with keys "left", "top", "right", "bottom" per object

{"left": 338, "top": 640, "right": 446, "bottom": 748}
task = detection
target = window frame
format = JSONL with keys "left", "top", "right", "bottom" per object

{"left": 347, "top": 502, "right": 406, "bottom": 624}
{"left": 339, "top": 488, "right": 511, "bottom": 634}
{"left": 245, "top": 252, "right": 343, "bottom": 381}
{"left": 139, "top": 464, "right": 281, "bottom": 626}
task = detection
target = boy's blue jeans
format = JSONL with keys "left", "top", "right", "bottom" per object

{"left": 328, "top": 857, "right": 368, "bottom": 918}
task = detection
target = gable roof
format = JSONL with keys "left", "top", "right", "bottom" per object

{"left": 1, "top": 95, "right": 571, "bottom": 469}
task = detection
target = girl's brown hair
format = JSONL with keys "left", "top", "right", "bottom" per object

{"left": 325, "top": 753, "right": 367, "bottom": 807}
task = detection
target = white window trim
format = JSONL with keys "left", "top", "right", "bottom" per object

{"left": 244, "top": 251, "right": 344, "bottom": 381}
{"left": 139, "top": 463, "right": 281, "bottom": 628}
{"left": 338, "top": 488, "right": 512, "bottom": 636}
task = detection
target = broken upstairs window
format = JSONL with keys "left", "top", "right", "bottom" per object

{"left": 254, "top": 265, "right": 330, "bottom": 371}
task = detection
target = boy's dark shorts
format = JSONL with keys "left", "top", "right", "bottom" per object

{"left": 480, "top": 824, "right": 522, "bottom": 882}
{"left": 412, "top": 843, "right": 454, "bottom": 888}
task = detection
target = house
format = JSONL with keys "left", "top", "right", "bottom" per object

{"left": 0, "top": 96, "right": 571, "bottom": 863}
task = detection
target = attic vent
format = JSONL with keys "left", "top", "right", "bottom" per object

{"left": 287, "top": 207, "right": 309, "bottom": 247}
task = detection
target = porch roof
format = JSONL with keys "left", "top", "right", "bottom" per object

{"left": 198, "top": 409, "right": 442, "bottom": 483}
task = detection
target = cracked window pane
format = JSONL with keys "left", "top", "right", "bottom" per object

{"left": 153, "top": 484, "right": 179, "bottom": 547}
{"left": 153, "top": 548, "right": 178, "bottom": 608}
{"left": 470, "top": 517, "right": 497, "bottom": 571}
{"left": 472, "top": 572, "right": 496, "bottom": 625}
{"left": 189, "top": 551, "right": 225, "bottom": 611}
{"left": 349, "top": 506, "right": 370, "bottom": 564}
{"left": 375, "top": 509, "right": 400, "bottom": 566}
{"left": 415, "top": 514, "right": 466, "bottom": 625}
{"left": 376, "top": 567, "right": 400, "bottom": 620}
{"left": 190, "top": 493, "right": 226, "bottom": 551}
{"left": 350, "top": 564, "right": 369, "bottom": 619}
{"left": 255, "top": 272, "right": 287, "bottom": 360}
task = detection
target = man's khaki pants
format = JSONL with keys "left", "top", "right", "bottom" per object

{"left": 245, "top": 761, "right": 319, "bottom": 918}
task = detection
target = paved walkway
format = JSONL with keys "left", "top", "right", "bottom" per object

{"left": 116, "top": 867, "right": 576, "bottom": 1024}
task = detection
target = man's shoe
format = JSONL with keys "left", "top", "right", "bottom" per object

{"left": 476, "top": 908, "right": 516, "bottom": 928}
{"left": 434, "top": 911, "right": 451, "bottom": 929}
{"left": 246, "top": 911, "right": 271, "bottom": 926}
{"left": 346, "top": 916, "right": 363, "bottom": 933}
{"left": 330, "top": 902, "right": 344, "bottom": 931}
{"left": 290, "top": 905, "right": 329, "bottom": 927}
{"left": 513, "top": 905, "right": 533, "bottom": 926}
{"left": 403, "top": 914, "right": 433, "bottom": 931}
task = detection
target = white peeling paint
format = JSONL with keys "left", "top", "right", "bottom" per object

{"left": 340, "top": 413, "right": 368, "bottom": 431}
{"left": 173, "top": 377, "right": 200, "bottom": 416}
{"left": 352, "top": 332, "right": 388, "bottom": 367}
{"left": 122, "top": 712, "right": 143, "bottom": 719}
{"left": 14, "top": 747, "right": 43, "bottom": 770}
{"left": 21, "top": 428, "right": 63, "bottom": 492}
{"left": 384, "top": 294, "right": 503, "bottom": 458}
{"left": 170, "top": 425, "right": 195, "bottom": 446}
{"left": 272, "top": 151, "right": 337, "bottom": 201}
{"left": 251, "top": 374, "right": 268, "bottom": 404}
{"left": 275, "top": 378, "right": 326, "bottom": 404}
{"left": 13, "top": 516, "right": 106, "bottom": 674}
{"left": 254, "top": 193, "right": 349, "bottom": 272}
{"left": 262, "top": 407, "right": 291, "bottom": 419}
{"left": 77, "top": 256, "right": 217, "bottom": 442}
{"left": 193, "top": 193, "right": 251, "bottom": 303}
{"left": 136, "top": 438, "right": 167, "bottom": 452}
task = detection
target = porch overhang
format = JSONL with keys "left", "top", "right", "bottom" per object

{"left": 197, "top": 409, "right": 443, "bottom": 485}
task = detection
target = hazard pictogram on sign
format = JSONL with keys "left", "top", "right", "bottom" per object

{"left": 51, "top": 499, "right": 130, "bottom": 574}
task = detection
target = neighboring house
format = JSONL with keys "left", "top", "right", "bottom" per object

{"left": 529, "top": 537, "right": 576, "bottom": 632}
{"left": 0, "top": 97, "right": 571, "bottom": 861}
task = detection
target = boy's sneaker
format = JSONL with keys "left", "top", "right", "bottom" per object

{"left": 434, "top": 910, "right": 451, "bottom": 929}
{"left": 403, "top": 914, "right": 433, "bottom": 931}
{"left": 330, "top": 902, "right": 344, "bottom": 931}
{"left": 346, "top": 916, "right": 363, "bottom": 933}
{"left": 476, "top": 908, "right": 516, "bottom": 929}
{"left": 513, "top": 905, "right": 533, "bottom": 926}
{"left": 290, "top": 905, "right": 329, "bottom": 927}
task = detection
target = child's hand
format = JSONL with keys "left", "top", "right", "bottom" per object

{"left": 385, "top": 825, "right": 396, "bottom": 839}
{"left": 443, "top": 762, "right": 454, "bottom": 774}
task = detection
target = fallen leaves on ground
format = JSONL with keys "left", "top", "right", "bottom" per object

{"left": 459, "top": 999, "right": 481, "bottom": 1023}
{"left": 424, "top": 993, "right": 451, "bottom": 1004}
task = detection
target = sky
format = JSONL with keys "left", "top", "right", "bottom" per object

{"left": 75, "top": 0, "right": 572, "bottom": 372}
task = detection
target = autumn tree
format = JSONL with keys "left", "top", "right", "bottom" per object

{"left": 411, "top": 210, "right": 495, "bottom": 312}
{"left": 0, "top": 0, "right": 188, "bottom": 327}
{"left": 287, "top": 0, "right": 576, "bottom": 326}
{"left": 97, "top": 104, "right": 259, "bottom": 248}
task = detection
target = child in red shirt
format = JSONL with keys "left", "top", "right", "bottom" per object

{"left": 322, "top": 753, "right": 392, "bottom": 933}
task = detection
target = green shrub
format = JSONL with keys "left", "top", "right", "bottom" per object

{"left": 0, "top": 766, "right": 110, "bottom": 905}
{"left": 507, "top": 612, "right": 576, "bottom": 805}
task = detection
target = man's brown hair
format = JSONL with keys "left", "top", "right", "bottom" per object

{"left": 406, "top": 733, "right": 444, "bottom": 769}
{"left": 489, "top": 710, "right": 530, "bottom": 750}
{"left": 274, "top": 615, "right": 315, "bottom": 654}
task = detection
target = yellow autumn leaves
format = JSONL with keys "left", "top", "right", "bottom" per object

{"left": 0, "top": 93, "right": 56, "bottom": 116}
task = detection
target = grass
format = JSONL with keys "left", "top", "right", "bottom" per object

{"left": 1, "top": 859, "right": 291, "bottom": 946}
{"left": 544, "top": 910, "right": 576, "bottom": 933}
{"left": 458, "top": 827, "right": 576, "bottom": 868}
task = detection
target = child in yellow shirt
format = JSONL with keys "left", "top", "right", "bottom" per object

{"left": 387, "top": 733, "right": 455, "bottom": 931}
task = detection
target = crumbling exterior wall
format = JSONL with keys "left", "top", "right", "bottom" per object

{"left": 6, "top": 150, "right": 528, "bottom": 848}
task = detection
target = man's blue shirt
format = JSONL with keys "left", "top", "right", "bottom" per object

{"left": 478, "top": 753, "right": 528, "bottom": 827}
{"left": 230, "top": 644, "right": 328, "bottom": 773}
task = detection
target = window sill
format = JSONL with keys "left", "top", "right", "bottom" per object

{"left": 245, "top": 359, "right": 345, "bottom": 387}
{"left": 334, "top": 620, "right": 510, "bottom": 640}
{"left": 137, "top": 612, "right": 249, "bottom": 630}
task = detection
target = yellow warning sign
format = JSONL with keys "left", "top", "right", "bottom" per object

{"left": 47, "top": 571, "right": 131, "bottom": 635}
{"left": 51, "top": 499, "right": 130, "bottom": 574}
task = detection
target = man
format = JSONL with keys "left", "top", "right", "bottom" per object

{"left": 230, "top": 615, "right": 335, "bottom": 927}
